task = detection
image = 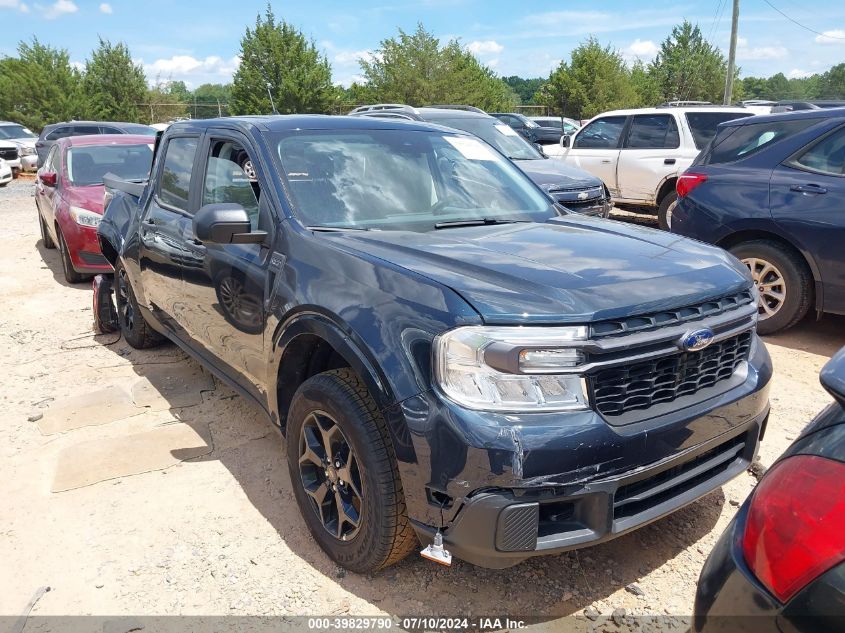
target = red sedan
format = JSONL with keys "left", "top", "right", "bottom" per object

{"left": 35, "top": 134, "right": 153, "bottom": 283}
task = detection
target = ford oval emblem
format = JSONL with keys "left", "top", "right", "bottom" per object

{"left": 680, "top": 328, "right": 715, "bottom": 352}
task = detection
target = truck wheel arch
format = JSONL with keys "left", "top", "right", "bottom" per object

{"left": 271, "top": 313, "right": 397, "bottom": 432}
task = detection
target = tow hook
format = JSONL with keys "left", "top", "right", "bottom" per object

{"left": 420, "top": 498, "right": 452, "bottom": 566}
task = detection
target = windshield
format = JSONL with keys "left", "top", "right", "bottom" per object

{"left": 0, "top": 124, "right": 36, "bottom": 140}
{"left": 272, "top": 129, "right": 559, "bottom": 232}
{"left": 67, "top": 144, "right": 154, "bottom": 186}
{"left": 435, "top": 117, "right": 541, "bottom": 160}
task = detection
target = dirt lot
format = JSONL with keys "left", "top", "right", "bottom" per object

{"left": 1, "top": 176, "right": 844, "bottom": 624}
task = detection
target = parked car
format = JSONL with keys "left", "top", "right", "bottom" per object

{"left": 530, "top": 116, "right": 581, "bottom": 136}
{"left": 35, "top": 121, "right": 156, "bottom": 167}
{"left": 550, "top": 106, "right": 753, "bottom": 229}
{"left": 0, "top": 158, "right": 12, "bottom": 187}
{"left": 0, "top": 121, "right": 38, "bottom": 172}
{"left": 349, "top": 104, "right": 610, "bottom": 216}
{"left": 772, "top": 100, "right": 845, "bottom": 113}
{"left": 490, "top": 112, "right": 563, "bottom": 144}
{"left": 694, "top": 345, "right": 845, "bottom": 632}
{"left": 0, "top": 143, "right": 19, "bottom": 178}
{"left": 739, "top": 100, "right": 776, "bottom": 115}
{"left": 670, "top": 108, "right": 845, "bottom": 334}
{"left": 96, "top": 115, "right": 771, "bottom": 573}
{"left": 35, "top": 135, "right": 154, "bottom": 283}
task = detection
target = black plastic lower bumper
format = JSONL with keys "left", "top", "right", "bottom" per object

{"left": 413, "top": 412, "right": 766, "bottom": 569}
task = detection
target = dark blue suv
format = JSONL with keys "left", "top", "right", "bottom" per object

{"left": 97, "top": 115, "right": 771, "bottom": 572}
{"left": 671, "top": 108, "right": 845, "bottom": 334}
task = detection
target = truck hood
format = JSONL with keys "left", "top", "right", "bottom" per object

{"left": 513, "top": 158, "right": 602, "bottom": 191}
{"left": 325, "top": 216, "right": 752, "bottom": 324}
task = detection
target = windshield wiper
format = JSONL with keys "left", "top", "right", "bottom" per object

{"left": 306, "top": 225, "right": 372, "bottom": 232}
{"left": 434, "top": 218, "right": 530, "bottom": 229}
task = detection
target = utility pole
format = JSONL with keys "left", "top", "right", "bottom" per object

{"left": 724, "top": 0, "right": 740, "bottom": 104}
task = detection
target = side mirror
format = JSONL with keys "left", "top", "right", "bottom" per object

{"left": 560, "top": 135, "right": 571, "bottom": 149}
{"left": 40, "top": 172, "right": 57, "bottom": 187}
{"left": 821, "top": 346, "right": 845, "bottom": 407}
{"left": 193, "top": 203, "right": 267, "bottom": 245}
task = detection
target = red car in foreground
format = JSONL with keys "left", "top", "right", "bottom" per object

{"left": 35, "top": 134, "right": 154, "bottom": 283}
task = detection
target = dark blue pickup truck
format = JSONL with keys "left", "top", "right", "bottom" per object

{"left": 97, "top": 115, "right": 772, "bottom": 572}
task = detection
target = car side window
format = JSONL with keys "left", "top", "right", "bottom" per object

{"left": 201, "top": 139, "right": 261, "bottom": 230}
{"left": 790, "top": 127, "right": 845, "bottom": 176}
{"left": 72, "top": 125, "right": 101, "bottom": 136}
{"left": 45, "top": 126, "right": 73, "bottom": 142}
{"left": 574, "top": 116, "right": 627, "bottom": 149}
{"left": 706, "top": 119, "right": 819, "bottom": 164}
{"left": 157, "top": 136, "right": 199, "bottom": 212}
{"left": 626, "top": 114, "right": 680, "bottom": 149}
{"left": 100, "top": 126, "right": 121, "bottom": 134}
{"left": 44, "top": 146, "right": 58, "bottom": 173}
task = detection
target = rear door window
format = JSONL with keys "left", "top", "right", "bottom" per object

{"left": 45, "top": 126, "right": 74, "bottom": 142}
{"left": 706, "top": 119, "right": 820, "bottom": 164}
{"left": 72, "top": 125, "right": 101, "bottom": 136}
{"left": 685, "top": 112, "right": 753, "bottom": 149}
{"left": 626, "top": 114, "right": 680, "bottom": 149}
{"left": 789, "top": 126, "right": 845, "bottom": 176}
{"left": 574, "top": 116, "right": 627, "bottom": 149}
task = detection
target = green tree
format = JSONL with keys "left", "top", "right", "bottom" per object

{"left": 818, "top": 63, "right": 845, "bottom": 99}
{"left": 649, "top": 21, "right": 731, "bottom": 103}
{"left": 536, "top": 38, "right": 638, "bottom": 119}
{"left": 630, "top": 60, "right": 661, "bottom": 107}
{"left": 230, "top": 5, "right": 336, "bottom": 115}
{"left": 502, "top": 76, "right": 545, "bottom": 104}
{"left": 359, "top": 23, "right": 517, "bottom": 110}
{"left": 142, "top": 79, "right": 190, "bottom": 124}
{"left": 83, "top": 38, "right": 147, "bottom": 121}
{"left": 0, "top": 38, "right": 85, "bottom": 131}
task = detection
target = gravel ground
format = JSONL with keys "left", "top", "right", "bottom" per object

{"left": 1, "top": 176, "right": 843, "bottom": 625}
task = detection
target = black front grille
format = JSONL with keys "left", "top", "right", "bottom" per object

{"left": 0, "top": 148, "right": 18, "bottom": 161}
{"left": 590, "top": 332, "right": 753, "bottom": 416}
{"left": 591, "top": 291, "right": 755, "bottom": 338}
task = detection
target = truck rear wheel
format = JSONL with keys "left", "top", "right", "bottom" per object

{"left": 287, "top": 368, "right": 417, "bottom": 573}
{"left": 114, "top": 261, "right": 165, "bottom": 348}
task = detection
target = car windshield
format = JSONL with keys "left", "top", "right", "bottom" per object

{"left": 435, "top": 117, "right": 541, "bottom": 160}
{"left": 272, "top": 129, "right": 559, "bottom": 232}
{"left": 0, "top": 124, "right": 36, "bottom": 139}
{"left": 67, "top": 144, "right": 154, "bottom": 186}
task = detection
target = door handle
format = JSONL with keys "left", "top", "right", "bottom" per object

{"left": 790, "top": 184, "right": 827, "bottom": 194}
{"left": 601, "top": 159, "right": 612, "bottom": 164}
{"left": 664, "top": 158, "right": 676, "bottom": 165}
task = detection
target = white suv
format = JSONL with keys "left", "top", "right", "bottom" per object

{"left": 548, "top": 106, "right": 753, "bottom": 228}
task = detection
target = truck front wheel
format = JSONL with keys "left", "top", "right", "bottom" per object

{"left": 287, "top": 368, "right": 417, "bottom": 572}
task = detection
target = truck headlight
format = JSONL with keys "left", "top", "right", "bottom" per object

{"left": 433, "top": 326, "right": 590, "bottom": 412}
{"left": 20, "top": 146, "right": 36, "bottom": 156}
{"left": 69, "top": 205, "right": 102, "bottom": 228}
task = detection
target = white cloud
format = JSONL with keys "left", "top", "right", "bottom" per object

{"left": 333, "top": 49, "right": 374, "bottom": 65}
{"left": 624, "top": 38, "right": 658, "bottom": 61}
{"left": 1, "top": 0, "right": 30, "bottom": 11}
{"left": 139, "top": 55, "right": 241, "bottom": 88}
{"left": 39, "top": 0, "right": 77, "bottom": 19}
{"left": 788, "top": 68, "right": 813, "bottom": 79}
{"left": 466, "top": 40, "right": 504, "bottom": 56}
{"left": 815, "top": 30, "right": 845, "bottom": 45}
{"left": 737, "top": 43, "right": 788, "bottom": 61}
{"left": 99, "top": 2, "right": 111, "bottom": 14}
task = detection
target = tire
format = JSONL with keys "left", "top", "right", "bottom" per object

{"left": 114, "top": 260, "right": 165, "bottom": 349}
{"left": 39, "top": 212, "right": 55, "bottom": 249}
{"left": 287, "top": 368, "right": 417, "bottom": 573}
{"left": 658, "top": 191, "right": 678, "bottom": 231}
{"left": 57, "top": 227, "right": 86, "bottom": 283}
{"left": 729, "top": 240, "right": 813, "bottom": 335}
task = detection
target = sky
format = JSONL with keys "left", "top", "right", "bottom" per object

{"left": 1, "top": 0, "right": 844, "bottom": 88}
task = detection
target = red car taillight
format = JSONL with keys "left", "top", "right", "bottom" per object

{"left": 676, "top": 173, "right": 708, "bottom": 197}
{"left": 742, "top": 455, "right": 845, "bottom": 603}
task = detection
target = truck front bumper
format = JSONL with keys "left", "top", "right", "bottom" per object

{"left": 395, "top": 335, "right": 772, "bottom": 568}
